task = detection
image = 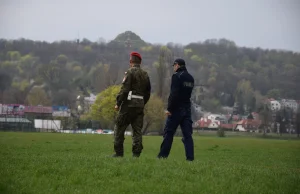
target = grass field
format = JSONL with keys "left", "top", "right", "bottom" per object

{"left": 0, "top": 132, "right": 299, "bottom": 194}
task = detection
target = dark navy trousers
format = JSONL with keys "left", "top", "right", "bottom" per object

{"left": 157, "top": 107, "right": 194, "bottom": 161}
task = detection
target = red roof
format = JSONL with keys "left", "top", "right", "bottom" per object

{"left": 220, "top": 123, "right": 236, "bottom": 129}
{"left": 232, "top": 115, "right": 240, "bottom": 121}
{"left": 24, "top": 106, "right": 52, "bottom": 113}
{"left": 236, "top": 119, "right": 261, "bottom": 128}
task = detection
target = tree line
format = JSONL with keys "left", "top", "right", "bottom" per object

{"left": 0, "top": 31, "right": 299, "bottom": 131}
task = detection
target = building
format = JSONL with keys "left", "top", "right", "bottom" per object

{"left": 192, "top": 102, "right": 202, "bottom": 113}
{"left": 52, "top": 106, "right": 71, "bottom": 117}
{"left": 207, "top": 114, "right": 227, "bottom": 123}
{"left": 280, "top": 99, "right": 298, "bottom": 112}
{"left": 196, "top": 118, "right": 236, "bottom": 130}
{"left": 197, "top": 118, "right": 220, "bottom": 129}
{"left": 270, "top": 100, "right": 281, "bottom": 111}
{"left": 0, "top": 104, "right": 25, "bottom": 116}
{"left": 0, "top": 117, "right": 33, "bottom": 131}
{"left": 84, "top": 93, "right": 96, "bottom": 105}
{"left": 234, "top": 119, "right": 261, "bottom": 132}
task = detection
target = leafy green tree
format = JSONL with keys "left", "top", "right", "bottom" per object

{"left": 26, "top": 87, "right": 51, "bottom": 106}
{"left": 143, "top": 94, "right": 165, "bottom": 134}
{"left": 267, "top": 89, "right": 281, "bottom": 99}
{"left": 90, "top": 85, "right": 121, "bottom": 123}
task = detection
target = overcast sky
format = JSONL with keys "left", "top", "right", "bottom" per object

{"left": 1, "top": 0, "right": 299, "bottom": 52}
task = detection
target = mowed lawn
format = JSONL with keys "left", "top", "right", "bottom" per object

{"left": 0, "top": 132, "right": 299, "bottom": 194}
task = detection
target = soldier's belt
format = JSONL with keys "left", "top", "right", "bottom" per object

{"left": 131, "top": 95, "right": 143, "bottom": 99}
{"left": 127, "top": 91, "right": 143, "bottom": 100}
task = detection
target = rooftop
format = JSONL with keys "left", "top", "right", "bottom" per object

{"left": 0, "top": 117, "right": 31, "bottom": 123}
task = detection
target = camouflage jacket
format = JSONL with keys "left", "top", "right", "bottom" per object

{"left": 116, "top": 64, "right": 151, "bottom": 108}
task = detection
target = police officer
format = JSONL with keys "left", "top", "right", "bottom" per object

{"left": 157, "top": 58, "right": 195, "bottom": 161}
{"left": 113, "top": 52, "right": 151, "bottom": 158}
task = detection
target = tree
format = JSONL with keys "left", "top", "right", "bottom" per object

{"left": 56, "top": 54, "right": 68, "bottom": 65}
{"left": 296, "top": 107, "right": 300, "bottom": 138}
{"left": 284, "top": 107, "right": 294, "bottom": 135}
{"left": 236, "top": 91, "right": 244, "bottom": 114}
{"left": 0, "top": 71, "right": 12, "bottom": 102}
{"left": 278, "top": 108, "right": 288, "bottom": 135}
{"left": 258, "top": 102, "right": 272, "bottom": 135}
{"left": 201, "top": 98, "right": 221, "bottom": 113}
{"left": 26, "top": 87, "right": 51, "bottom": 106}
{"left": 184, "top": 48, "right": 193, "bottom": 57}
{"left": 7, "top": 51, "right": 21, "bottom": 61}
{"left": 275, "top": 110, "right": 282, "bottom": 134}
{"left": 190, "top": 55, "right": 202, "bottom": 63}
{"left": 154, "top": 46, "right": 173, "bottom": 100}
{"left": 90, "top": 86, "right": 165, "bottom": 134}
{"left": 207, "top": 66, "right": 218, "bottom": 87}
{"left": 52, "top": 89, "right": 76, "bottom": 108}
{"left": 90, "top": 85, "right": 121, "bottom": 123}
{"left": 143, "top": 95, "right": 165, "bottom": 135}
{"left": 39, "top": 61, "right": 61, "bottom": 85}
{"left": 267, "top": 89, "right": 281, "bottom": 99}
{"left": 1, "top": 32, "right": 300, "bottom": 111}
{"left": 236, "top": 79, "right": 256, "bottom": 113}
{"left": 247, "top": 113, "right": 254, "bottom": 120}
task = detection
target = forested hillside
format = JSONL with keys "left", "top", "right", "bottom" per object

{"left": 0, "top": 31, "right": 299, "bottom": 114}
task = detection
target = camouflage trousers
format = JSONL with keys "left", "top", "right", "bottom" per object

{"left": 113, "top": 107, "right": 144, "bottom": 155}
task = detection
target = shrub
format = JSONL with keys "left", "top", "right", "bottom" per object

{"left": 217, "top": 128, "right": 225, "bottom": 137}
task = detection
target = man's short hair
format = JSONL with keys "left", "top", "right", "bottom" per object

{"left": 131, "top": 55, "right": 142, "bottom": 64}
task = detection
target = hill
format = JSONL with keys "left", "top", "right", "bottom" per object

{"left": 108, "top": 30, "right": 148, "bottom": 48}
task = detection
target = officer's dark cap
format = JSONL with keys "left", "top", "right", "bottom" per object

{"left": 173, "top": 58, "right": 186, "bottom": 66}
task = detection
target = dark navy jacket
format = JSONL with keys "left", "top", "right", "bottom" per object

{"left": 167, "top": 66, "right": 194, "bottom": 112}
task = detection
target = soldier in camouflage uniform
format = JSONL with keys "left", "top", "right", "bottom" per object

{"left": 112, "top": 52, "right": 151, "bottom": 158}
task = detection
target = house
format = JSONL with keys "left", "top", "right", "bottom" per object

{"left": 270, "top": 100, "right": 281, "bottom": 111}
{"left": 24, "top": 106, "right": 53, "bottom": 120}
{"left": 196, "top": 118, "right": 237, "bottom": 130}
{"left": 52, "top": 106, "right": 71, "bottom": 117}
{"left": 197, "top": 118, "right": 220, "bottom": 129}
{"left": 192, "top": 102, "right": 202, "bottom": 113}
{"left": 207, "top": 114, "right": 227, "bottom": 122}
{"left": 84, "top": 93, "right": 96, "bottom": 105}
{"left": 220, "top": 123, "right": 236, "bottom": 130}
{"left": 191, "top": 84, "right": 208, "bottom": 104}
{"left": 0, "top": 104, "right": 25, "bottom": 116}
{"left": 280, "top": 99, "right": 298, "bottom": 112}
{"left": 234, "top": 119, "right": 261, "bottom": 132}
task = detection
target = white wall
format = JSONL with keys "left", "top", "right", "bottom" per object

{"left": 34, "top": 119, "right": 61, "bottom": 130}
{"left": 270, "top": 100, "right": 281, "bottom": 111}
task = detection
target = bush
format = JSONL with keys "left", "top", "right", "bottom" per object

{"left": 217, "top": 128, "right": 225, "bottom": 137}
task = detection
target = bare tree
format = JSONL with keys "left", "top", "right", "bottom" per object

{"left": 296, "top": 107, "right": 300, "bottom": 138}
{"left": 154, "top": 46, "right": 173, "bottom": 100}
{"left": 258, "top": 102, "right": 272, "bottom": 135}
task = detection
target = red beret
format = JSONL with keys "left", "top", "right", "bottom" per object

{"left": 130, "top": 52, "right": 142, "bottom": 60}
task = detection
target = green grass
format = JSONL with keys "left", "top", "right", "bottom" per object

{"left": 0, "top": 132, "right": 299, "bottom": 194}
{"left": 192, "top": 130, "right": 300, "bottom": 140}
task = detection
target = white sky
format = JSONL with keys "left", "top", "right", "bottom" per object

{"left": 0, "top": 0, "right": 299, "bottom": 52}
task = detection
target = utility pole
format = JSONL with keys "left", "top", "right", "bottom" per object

{"left": 124, "top": 32, "right": 132, "bottom": 53}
